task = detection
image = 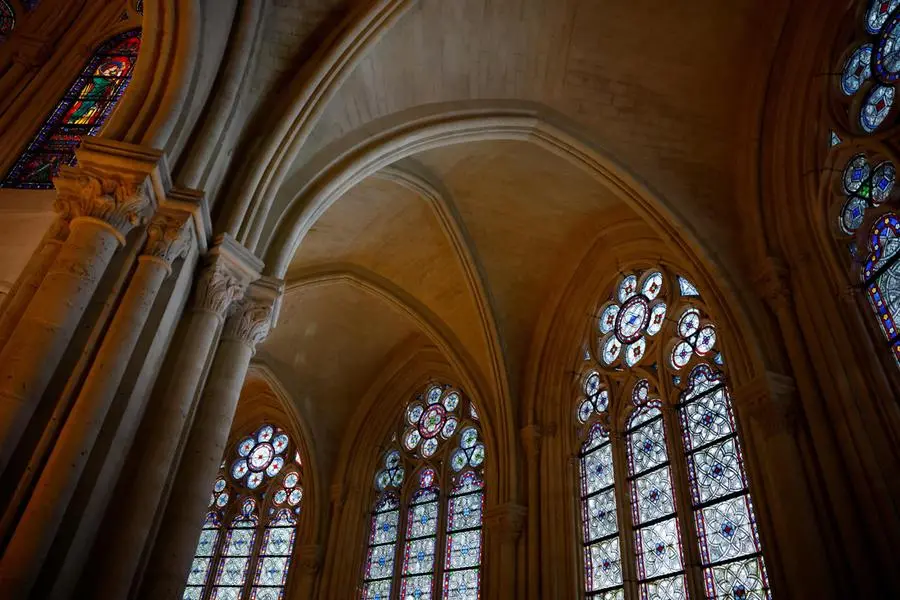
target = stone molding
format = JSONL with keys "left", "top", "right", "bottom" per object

{"left": 144, "top": 210, "right": 193, "bottom": 269}
{"left": 520, "top": 424, "right": 542, "bottom": 460}
{"left": 755, "top": 256, "right": 792, "bottom": 313}
{"left": 484, "top": 503, "right": 526, "bottom": 542}
{"left": 296, "top": 544, "right": 324, "bottom": 574}
{"left": 733, "top": 371, "right": 801, "bottom": 438}
{"left": 52, "top": 170, "right": 154, "bottom": 242}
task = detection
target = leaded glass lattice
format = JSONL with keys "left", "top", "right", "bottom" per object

{"left": 2, "top": 29, "right": 142, "bottom": 188}
{"left": 0, "top": 1, "right": 13, "bottom": 40}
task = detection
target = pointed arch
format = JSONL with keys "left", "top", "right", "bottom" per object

{"left": 1, "top": 27, "right": 141, "bottom": 188}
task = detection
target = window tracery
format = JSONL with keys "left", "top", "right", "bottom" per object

{"left": 827, "top": 1, "right": 900, "bottom": 366}
{"left": 183, "top": 424, "right": 303, "bottom": 600}
{"left": 0, "top": 1, "right": 14, "bottom": 41}
{"left": 361, "top": 383, "right": 484, "bottom": 600}
{"left": 1, "top": 28, "right": 141, "bottom": 189}
{"left": 575, "top": 268, "right": 771, "bottom": 600}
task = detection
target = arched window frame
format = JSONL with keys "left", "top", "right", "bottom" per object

{"left": 183, "top": 423, "right": 305, "bottom": 600}
{"left": 823, "top": 0, "right": 900, "bottom": 369}
{"left": 360, "top": 382, "right": 485, "bottom": 600}
{"left": 0, "top": 25, "right": 141, "bottom": 189}
{"left": 574, "top": 266, "right": 772, "bottom": 600}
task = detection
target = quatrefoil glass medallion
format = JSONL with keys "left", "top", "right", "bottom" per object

{"left": 598, "top": 271, "right": 668, "bottom": 367}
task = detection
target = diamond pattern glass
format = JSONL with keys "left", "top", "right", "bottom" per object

{"left": 686, "top": 437, "right": 746, "bottom": 505}
{"left": 628, "top": 415, "right": 667, "bottom": 476}
{"left": 583, "top": 488, "right": 618, "bottom": 543}
{"left": 696, "top": 496, "right": 760, "bottom": 564}
{"left": 582, "top": 442, "right": 615, "bottom": 494}
{"left": 634, "top": 517, "right": 684, "bottom": 580}
{"left": 704, "top": 556, "right": 771, "bottom": 600}
{"left": 640, "top": 573, "right": 688, "bottom": 600}
{"left": 585, "top": 537, "right": 623, "bottom": 592}
{"left": 448, "top": 492, "right": 483, "bottom": 532}
{"left": 680, "top": 387, "right": 733, "bottom": 450}
{"left": 632, "top": 467, "right": 676, "bottom": 525}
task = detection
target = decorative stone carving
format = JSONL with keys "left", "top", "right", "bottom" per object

{"left": 484, "top": 503, "right": 527, "bottom": 543}
{"left": 755, "top": 256, "right": 792, "bottom": 313}
{"left": 144, "top": 210, "right": 193, "bottom": 269}
{"left": 222, "top": 300, "right": 273, "bottom": 351}
{"left": 53, "top": 171, "right": 153, "bottom": 240}
{"left": 193, "top": 263, "right": 246, "bottom": 317}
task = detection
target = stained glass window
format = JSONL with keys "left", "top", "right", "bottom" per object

{"left": 863, "top": 213, "right": 900, "bottom": 363}
{"left": 0, "top": 1, "right": 14, "bottom": 41}
{"left": 577, "top": 267, "right": 771, "bottom": 599}
{"left": 1, "top": 28, "right": 141, "bottom": 189}
{"left": 360, "top": 383, "right": 484, "bottom": 599}
{"left": 679, "top": 365, "right": 771, "bottom": 599}
{"left": 182, "top": 424, "right": 303, "bottom": 600}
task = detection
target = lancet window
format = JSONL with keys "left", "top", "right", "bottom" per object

{"left": 1, "top": 28, "right": 141, "bottom": 189}
{"left": 576, "top": 268, "right": 771, "bottom": 600}
{"left": 361, "top": 383, "right": 484, "bottom": 600}
{"left": 826, "top": 1, "right": 900, "bottom": 366}
{"left": 182, "top": 424, "right": 303, "bottom": 600}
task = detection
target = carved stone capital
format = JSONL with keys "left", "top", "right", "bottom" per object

{"left": 193, "top": 263, "right": 246, "bottom": 317}
{"left": 295, "top": 545, "right": 323, "bottom": 574}
{"left": 143, "top": 210, "right": 193, "bottom": 270}
{"left": 484, "top": 503, "right": 526, "bottom": 543}
{"left": 733, "top": 372, "right": 801, "bottom": 438}
{"left": 53, "top": 170, "right": 153, "bottom": 242}
{"left": 222, "top": 300, "right": 273, "bottom": 351}
{"left": 755, "top": 256, "right": 792, "bottom": 313}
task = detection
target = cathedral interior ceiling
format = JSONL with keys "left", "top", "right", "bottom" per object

{"left": 229, "top": 0, "right": 786, "bottom": 476}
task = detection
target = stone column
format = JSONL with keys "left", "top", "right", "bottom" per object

{"left": 519, "top": 425, "right": 541, "bottom": 600}
{"left": 293, "top": 544, "right": 323, "bottom": 599}
{"left": 484, "top": 502, "right": 525, "bottom": 600}
{"left": 0, "top": 169, "right": 155, "bottom": 475}
{"left": 0, "top": 217, "right": 69, "bottom": 351}
{"left": 138, "top": 278, "right": 282, "bottom": 600}
{"left": 733, "top": 373, "right": 833, "bottom": 599}
{"left": 89, "top": 236, "right": 261, "bottom": 600}
{"left": 0, "top": 211, "right": 191, "bottom": 597}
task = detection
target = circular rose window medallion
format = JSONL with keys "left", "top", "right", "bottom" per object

{"left": 249, "top": 443, "right": 274, "bottom": 471}
{"left": 615, "top": 296, "right": 650, "bottom": 344}
{"left": 419, "top": 405, "right": 446, "bottom": 438}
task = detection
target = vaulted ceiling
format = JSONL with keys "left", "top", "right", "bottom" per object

{"left": 250, "top": 0, "right": 789, "bottom": 483}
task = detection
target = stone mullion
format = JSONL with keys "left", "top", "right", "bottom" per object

{"left": 240, "top": 512, "right": 268, "bottom": 600}
{"left": 433, "top": 476, "right": 448, "bottom": 600}
{"left": 394, "top": 486, "right": 412, "bottom": 600}
{"left": 661, "top": 405, "right": 704, "bottom": 600}
{"left": 609, "top": 431, "right": 637, "bottom": 600}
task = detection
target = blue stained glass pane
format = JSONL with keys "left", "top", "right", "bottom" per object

{"left": 183, "top": 587, "right": 204, "bottom": 600}
{"left": 261, "top": 526, "right": 294, "bottom": 555}
{"left": 864, "top": 214, "right": 900, "bottom": 278}
{"left": 585, "top": 537, "right": 623, "bottom": 592}
{"left": 640, "top": 574, "right": 688, "bottom": 600}
{"left": 696, "top": 496, "right": 761, "bottom": 565}
{"left": 868, "top": 263, "right": 900, "bottom": 342}
{"left": 634, "top": 518, "right": 684, "bottom": 580}
{"left": 682, "top": 365, "right": 725, "bottom": 403}
{"left": 366, "top": 543, "right": 396, "bottom": 580}
{"left": 250, "top": 588, "right": 284, "bottom": 600}
{"left": 442, "top": 568, "right": 480, "bottom": 600}
{"left": 448, "top": 492, "right": 483, "bottom": 532}
{"left": 582, "top": 442, "right": 615, "bottom": 495}
{"left": 254, "top": 556, "right": 289, "bottom": 587}
{"left": 186, "top": 557, "right": 212, "bottom": 586}
{"left": 210, "top": 588, "right": 241, "bottom": 600}
{"left": 445, "top": 530, "right": 482, "bottom": 569}
{"left": 703, "top": 556, "right": 771, "bottom": 600}
{"left": 680, "top": 387, "right": 734, "bottom": 450}
{"left": 829, "top": 130, "right": 842, "bottom": 147}
{"left": 222, "top": 527, "right": 255, "bottom": 557}
{"left": 871, "top": 161, "right": 896, "bottom": 205}
{"left": 841, "top": 44, "right": 873, "bottom": 95}
{"left": 407, "top": 502, "right": 439, "bottom": 539}
{"left": 214, "top": 556, "right": 251, "bottom": 587}
{"left": 371, "top": 509, "right": 400, "bottom": 544}
{"left": 590, "top": 589, "right": 625, "bottom": 600}
{"left": 362, "top": 580, "right": 392, "bottom": 600}
{"left": 861, "top": 84, "right": 895, "bottom": 132}
{"left": 875, "top": 12, "right": 900, "bottom": 83}
{"left": 195, "top": 528, "right": 219, "bottom": 557}
{"left": 627, "top": 416, "right": 667, "bottom": 477}
{"left": 632, "top": 467, "right": 677, "bottom": 525}
{"left": 400, "top": 574, "right": 433, "bottom": 600}
{"left": 686, "top": 437, "right": 747, "bottom": 505}
{"left": 841, "top": 196, "right": 868, "bottom": 234}
{"left": 403, "top": 537, "right": 436, "bottom": 574}
{"left": 867, "top": 0, "right": 900, "bottom": 34}
{"left": 583, "top": 488, "right": 618, "bottom": 543}
{"left": 676, "top": 276, "right": 700, "bottom": 297}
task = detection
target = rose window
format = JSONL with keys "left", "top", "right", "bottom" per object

{"left": 838, "top": 1, "right": 900, "bottom": 132}
{"left": 375, "top": 448, "right": 406, "bottom": 491}
{"left": 230, "top": 424, "right": 290, "bottom": 489}
{"left": 598, "top": 271, "right": 667, "bottom": 367}
{"left": 402, "top": 385, "right": 461, "bottom": 457}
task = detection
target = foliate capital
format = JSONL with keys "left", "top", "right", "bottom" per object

{"left": 484, "top": 503, "right": 526, "bottom": 543}
{"left": 193, "top": 263, "right": 246, "bottom": 317}
{"left": 222, "top": 276, "right": 284, "bottom": 352}
{"left": 144, "top": 210, "right": 193, "bottom": 268}
{"left": 52, "top": 170, "right": 154, "bottom": 241}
